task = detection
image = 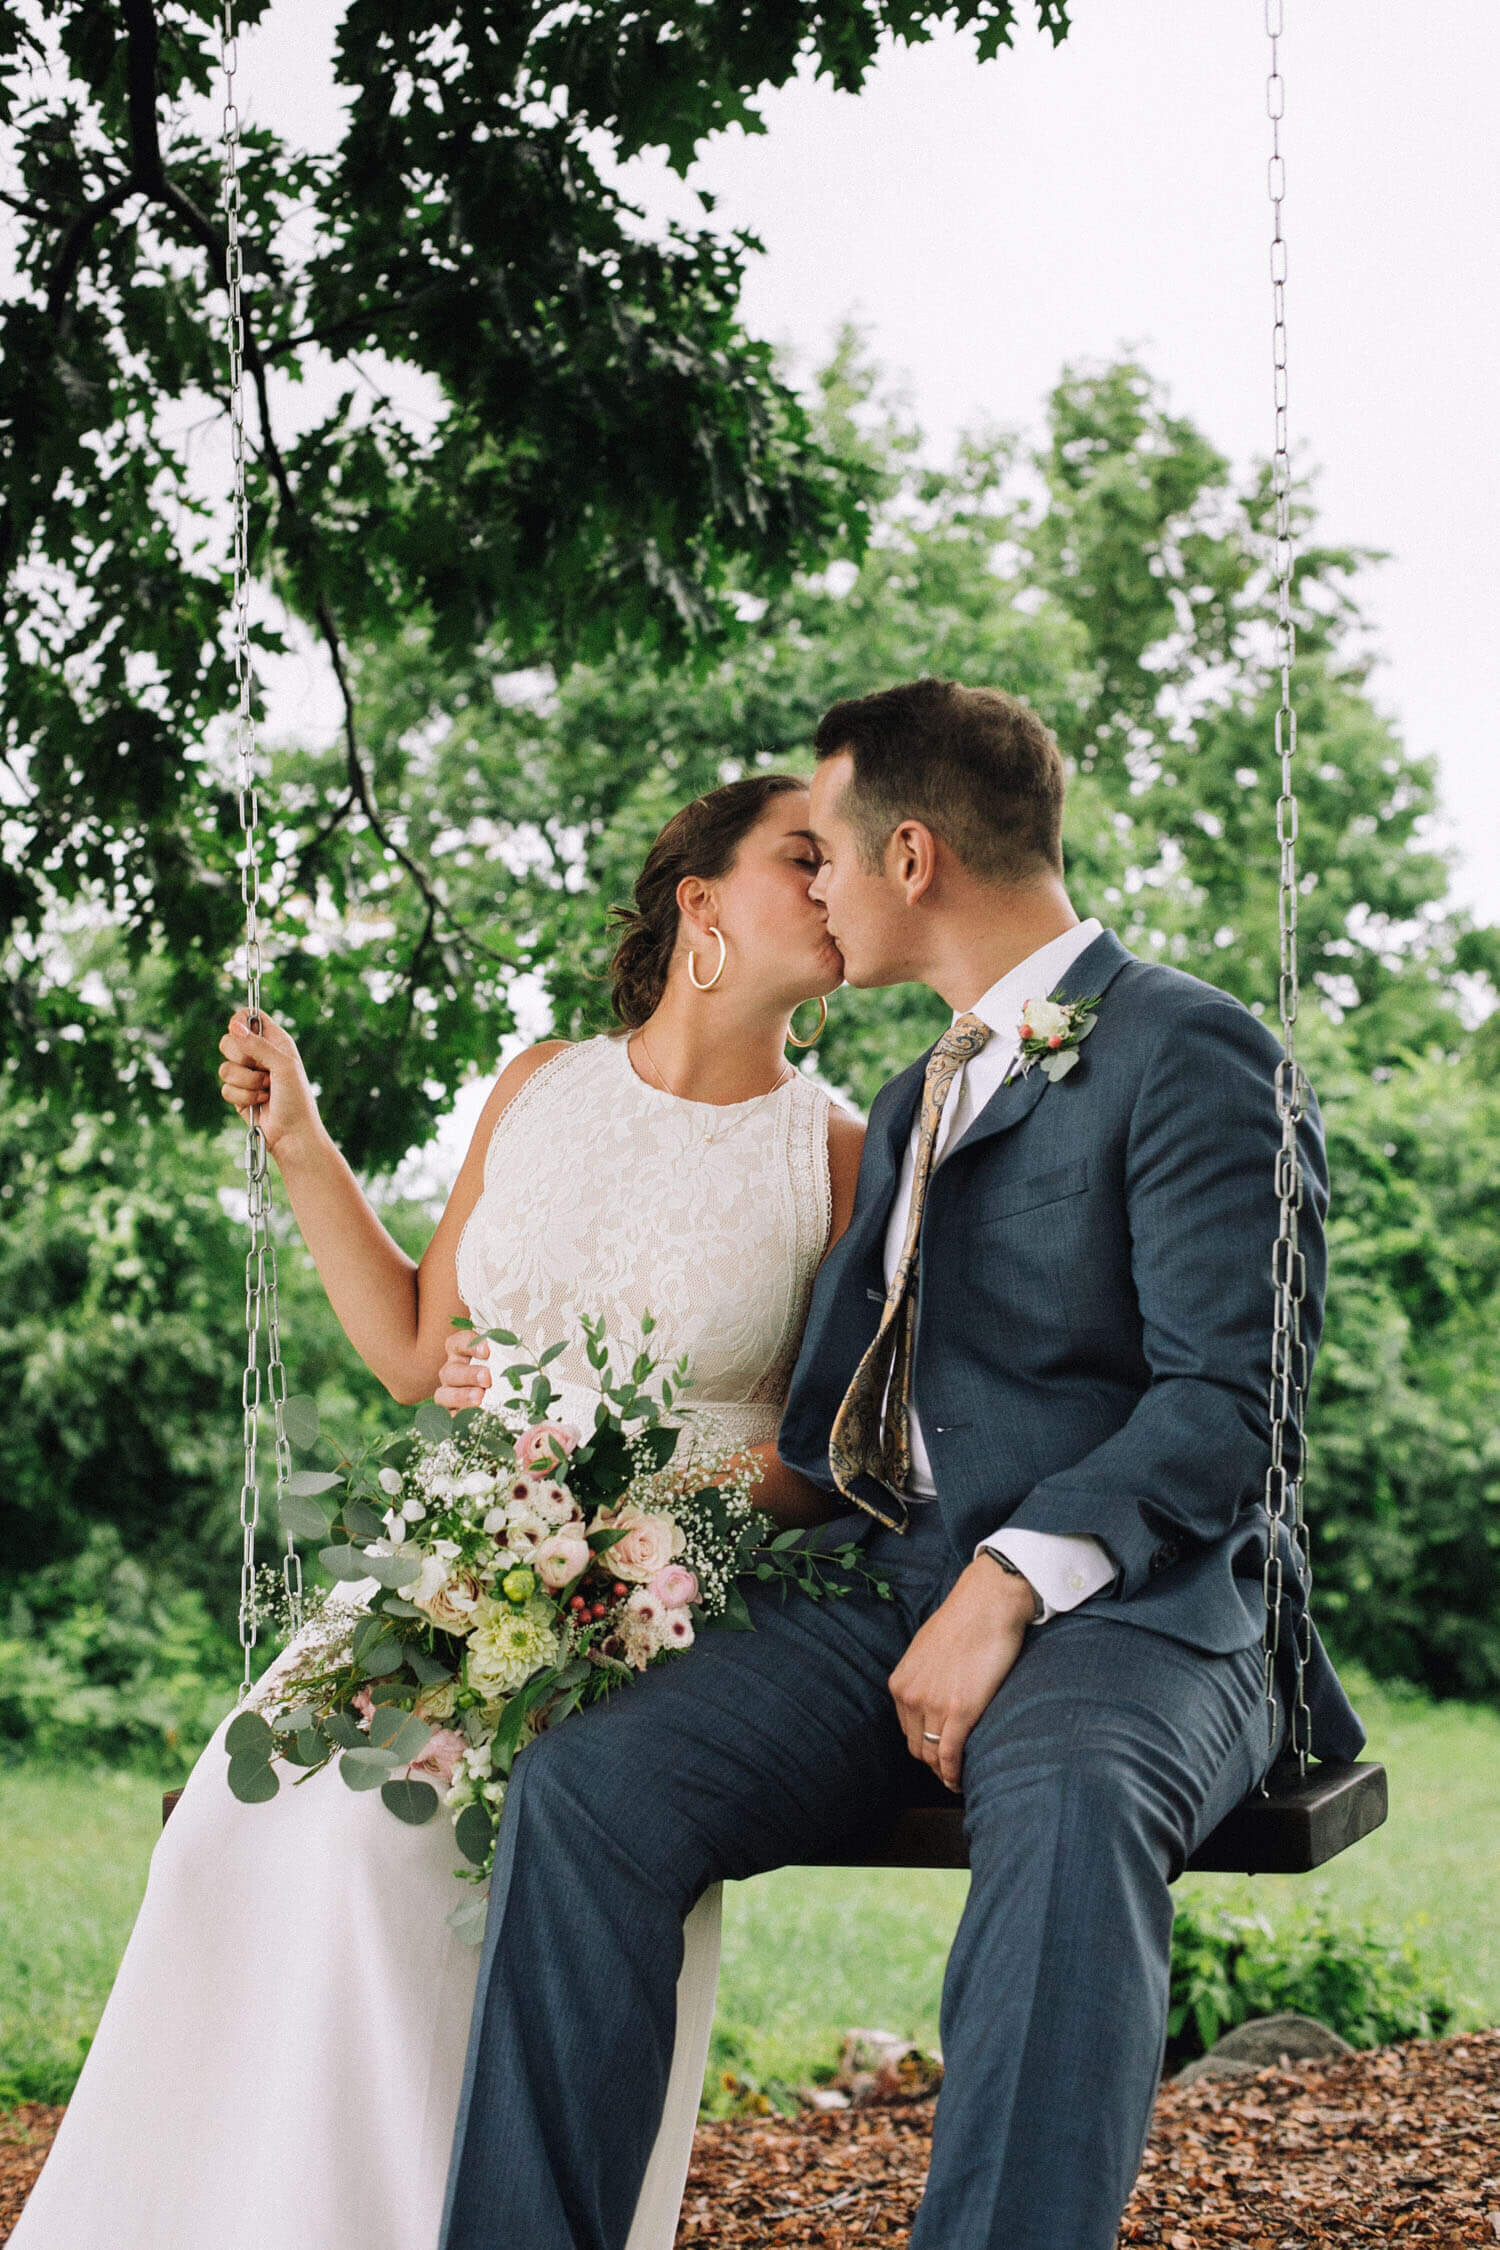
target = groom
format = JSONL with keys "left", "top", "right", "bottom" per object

{"left": 438, "top": 676, "right": 1365, "bottom": 2250}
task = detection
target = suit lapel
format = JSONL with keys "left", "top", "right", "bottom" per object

{"left": 946, "top": 927, "right": 1136, "bottom": 1161}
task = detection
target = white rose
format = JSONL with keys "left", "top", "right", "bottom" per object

{"left": 1019, "top": 996, "right": 1069, "bottom": 1041}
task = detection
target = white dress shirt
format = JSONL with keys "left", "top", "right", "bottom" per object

{"left": 880, "top": 919, "right": 1117, "bottom": 1622}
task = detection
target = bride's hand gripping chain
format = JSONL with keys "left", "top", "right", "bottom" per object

{"left": 217, "top": 1008, "right": 321, "bottom": 1157}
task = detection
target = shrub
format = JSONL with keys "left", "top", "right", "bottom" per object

{"left": 0, "top": 1527, "right": 240, "bottom": 1775}
{"left": 1166, "top": 1897, "right": 1459, "bottom": 2072}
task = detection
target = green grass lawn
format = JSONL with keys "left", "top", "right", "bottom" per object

{"left": 2, "top": 1668, "right": 1496, "bottom": 2111}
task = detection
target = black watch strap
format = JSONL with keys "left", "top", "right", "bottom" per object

{"left": 983, "top": 1544, "right": 1046, "bottom": 1623}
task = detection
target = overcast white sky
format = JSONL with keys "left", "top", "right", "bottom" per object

{"left": 243, "top": 0, "right": 1499, "bottom": 927}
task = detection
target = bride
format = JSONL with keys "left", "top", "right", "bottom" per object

{"left": 13, "top": 772, "right": 863, "bottom": 2250}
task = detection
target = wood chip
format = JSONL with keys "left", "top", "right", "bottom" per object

{"left": 5, "top": 2030, "right": 1499, "bottom": 2244}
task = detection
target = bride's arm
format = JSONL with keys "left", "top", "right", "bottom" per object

{"left": 217, "top": 1011, "right": 566, "bottom": 1403}
{"left": 748, "top": 1102, "right": 867, "bottom": 1528}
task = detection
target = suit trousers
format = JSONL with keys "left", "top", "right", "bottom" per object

{"left": 437, "top": 1499, "right": 1288, "bottom": 2250}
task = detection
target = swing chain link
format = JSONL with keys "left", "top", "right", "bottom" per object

{"left": 1260, "top": 0, "right": 1315, "bottom": 1784}
{"left": 220, "top": 0, "right": 300, "bottom": 1697}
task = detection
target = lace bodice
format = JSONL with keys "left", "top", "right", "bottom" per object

{"left": 454, "top": 1034, "right": 834, "bottom": 1450}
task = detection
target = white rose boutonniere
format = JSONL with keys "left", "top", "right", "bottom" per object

{"left": 1014, "top": 992, "right": 1102, "bottom": 1083}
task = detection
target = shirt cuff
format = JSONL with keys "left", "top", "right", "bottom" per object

{"left": 973, "top": 1529, "right": 1117, "bottom": 1624}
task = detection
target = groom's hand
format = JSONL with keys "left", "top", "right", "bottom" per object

{"left": 888, "top": 1558, "right": 1035, "bottom": 1794}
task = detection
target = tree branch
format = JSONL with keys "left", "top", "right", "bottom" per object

{"left": 22, "top": 0, "right": 511, "bottom": 990}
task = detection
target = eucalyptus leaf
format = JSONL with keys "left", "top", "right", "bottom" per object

{"left": 279, "top": 1490, "right": 338, "bottom": 1541}
{"left": 343, "top": 1498, "right": 386, "bottom": 1542}
{"left": 362, "top": 1549, "right": 423, "bottom": 1590}
{"left": 319, "top": 1542, "right": 374, "bottom": 1582}
{"left": 381, "top": 1778, "right": 440, "bottom": 1826}
{"left": 351, "top": 1613, "right": 386, "bottom": 1661}
{"left": 323, "top": 1710, "right": 364, "bottom": 1748}
{"left": 454, "top": 1803, "right": 497, "bottom": 1866}
{"left": 283, "top": 1728, "right": 328, "bottom": 1769}
{"left": 406, "top": 1645, "right": 454, "bottom": 1686}
{"left": 227, "top": 1751, "right": 280, "bottom": 1803}
{"left": 368, "top": 1709, "right": 432, "bottom": 1763}
{"left": 286, "top": 1469, "right": 343, "bottom": 1496}
{"left": 380, "top": 1595, "right": 424, "bottom": 1619}
{"left": 414, "top": 1402, "right": 451, "bottom": 1443}
{"left": 340, "top": 1750, "right": 396, "bottom": 1791}
{"left": 447, "top": 1891, "right": 492, "bottom": 1946}
{"left": 224, "top": 1709, "right": 274, "bottom": 1759}
{"left": 282, "top": 1396, "right": 321, "bottom": 1452}
{"left": 356, "top": 1638, "right": 406, "bottom": 1679}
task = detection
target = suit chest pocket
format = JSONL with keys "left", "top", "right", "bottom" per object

{"left": 976, "top": 1157, "right": 1090, "bottom": 1226}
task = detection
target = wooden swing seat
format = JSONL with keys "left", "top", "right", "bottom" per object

{"left": 163, "top": 1753, "right": 1386, "bottom": 1875}
{"left": 816, "top": 1753, "right": 1389, "bottom": 1875}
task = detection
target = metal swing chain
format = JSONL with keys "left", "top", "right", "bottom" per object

{"left": 1259, "top": 0, "right": 1315, "bottom": 1782}
{"left": 220, "top": 0, "right": 300, "bottom": 1696}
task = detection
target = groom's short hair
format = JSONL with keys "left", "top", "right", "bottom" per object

{"left": 813, "top": 677, "right": 1065, "bottom": 883}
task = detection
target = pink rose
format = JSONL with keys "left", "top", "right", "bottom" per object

{"left": 531, "top": 1529, "right": 592, "bottom": 1590}
{"left": 406, "top": 1728, "right": 465, "bottom": 1789}
{"left": 352, "top": 1685, "right": 376, "bottom": 1725}
{"left": 600, "top": 1505, "right": 684, "bottom": 1583}
{"left": 649, "top": 1563, "right": 699, "bottom": 1608}
{"left": 517, "top": 1420, "right": 582, "bottom": 1472}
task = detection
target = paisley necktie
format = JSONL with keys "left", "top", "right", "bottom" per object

{"left": 828, "top": 1011, "right": 993, "bottom": 1513}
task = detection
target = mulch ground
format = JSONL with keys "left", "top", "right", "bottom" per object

{"left": 4, "top": 2030, "right": 1498, "bottom": 2245}
{"left": 676, "top": 2030, "right": 1500, "bottom": 2247}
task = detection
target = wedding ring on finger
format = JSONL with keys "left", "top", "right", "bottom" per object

{"left": 922, "top": 1729, "right": 942, "bottom": 1742}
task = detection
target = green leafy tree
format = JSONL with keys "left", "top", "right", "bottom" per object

{"left": 323, "top": 341, "right": 1490, "bottom": 1112}
{"left": 0, "top": 0, "right": 1069, "bottom": 1160}
{"left": 0, "top": 1091, "right": 416, "bottom": 1593}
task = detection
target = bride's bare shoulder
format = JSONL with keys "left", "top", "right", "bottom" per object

{"left": 477, "top": 1038, "right": 573, "bottom": 1127}
{"left": 825, "top": 1103, "right": 866, "bottom": 1250}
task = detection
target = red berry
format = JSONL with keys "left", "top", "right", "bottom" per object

{"left": 1048, "top": 1032, "right": 1064, "bottom": 1049}
{"left": 569, "top": 1595, "right": 586, "bottom": 1611}
{"left": 612, "top": 1582, "right": 628, "bottom": 1599}
{"left": 591, "top": 1601, "right": 607, "bottom": 1618}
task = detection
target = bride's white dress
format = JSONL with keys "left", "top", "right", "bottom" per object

{"left": 14, "top": 1033, "right": 832, "bottom": 2250}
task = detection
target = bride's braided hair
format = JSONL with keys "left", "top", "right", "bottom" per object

{"left": 607, "top": 773, "right": 806, "bottom": 1029}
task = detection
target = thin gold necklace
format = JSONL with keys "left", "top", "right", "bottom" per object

{"left": 633, "top": 1026, "right": 794, "bottom": 1146}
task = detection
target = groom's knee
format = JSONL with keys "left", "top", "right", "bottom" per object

{"left": 504, "top": 1706, "right": 698, "bottom": 1901}
{"left": 961, "top": 1694, "right": 1185, "bottom": 1886}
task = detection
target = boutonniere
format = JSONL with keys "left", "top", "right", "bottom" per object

{"left": 1013, "top": 993, "right": 1101, "bottom": 1083}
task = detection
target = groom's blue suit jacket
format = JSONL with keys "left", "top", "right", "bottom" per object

{"left": 778, "top": 927, "right": 1365, "bottom": 1762}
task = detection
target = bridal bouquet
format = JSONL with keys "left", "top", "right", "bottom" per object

{"left": 226, "top": 1313, "right": 889, "bottom": 1938}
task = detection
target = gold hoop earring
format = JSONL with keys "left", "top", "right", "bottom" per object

{"left": 786, "top": 994, "right": 828, "bottom": 1048}
{"left": 687, "top": 928, "right": 727, "bottom": 991}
